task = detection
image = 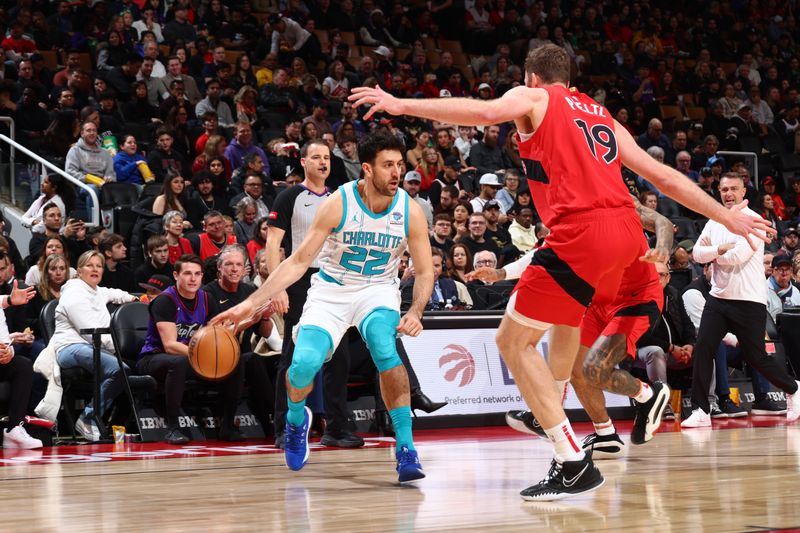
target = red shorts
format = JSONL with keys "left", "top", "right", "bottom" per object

{"left": 510, "top": 207, "right": 647, "bottom": 327}
{"left": 580, "top": 251, "right": 664, "bottom": 358}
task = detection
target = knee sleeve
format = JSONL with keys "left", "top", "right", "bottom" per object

{"left": 287, "top": 326, "right": 332, "bottom": 389}
{"left": 360, "top": 308, "right": 402, "bottom": 373}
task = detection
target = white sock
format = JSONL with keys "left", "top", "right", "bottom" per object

{"left": 555, "top": 379, "right": 569, "bottom": 405}
{"left": 632, "top": 381, "right": 653, "bottom": 403}
{"left": 544, "top": 419, "right": 584, "bottom": 462}
{"left": 593, "top": 419, "right": 615, "bottom": 437}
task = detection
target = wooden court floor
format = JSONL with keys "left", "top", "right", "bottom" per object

{"left": 1, "top": 419, "right": 800, "bottom": 532}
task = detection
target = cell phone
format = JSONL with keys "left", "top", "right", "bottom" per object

{"left": 67, "top": 210, "right": 85, "bottom": 224}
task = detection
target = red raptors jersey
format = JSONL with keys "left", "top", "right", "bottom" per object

{"left": 517, "top": 85, "right": 634, "bottom": 227}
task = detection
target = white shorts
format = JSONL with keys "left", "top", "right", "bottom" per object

{"left": 294, "top": 273, "right": 401, "bottom": 361}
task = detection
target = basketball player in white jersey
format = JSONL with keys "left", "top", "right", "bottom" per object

{"left": 212, "top": 130, "right": 434, "bottom": 483}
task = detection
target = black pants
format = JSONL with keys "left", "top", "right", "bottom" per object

{"left": 274, "top": 272, "right": 350, "bottom": 435}
{"left": 0, "top": 356, "right": 33, "bottom": 427}
{"left": 691, "top": 296, "right": 798, "bottom": 412}
{"left": 137, "top": 353, "right": 244, "bottom": 428}
{"left": 241, "top": 351, "right": 274, "bottom": 433}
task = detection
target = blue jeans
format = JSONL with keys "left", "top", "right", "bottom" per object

{"left": 77, "top": 184, "right": 101, "bottom": 220}
{"left": 56, "top": 343, "right": 129, "bottom": 421}
{"left": 715, "top": 343, "right": 770, "bottom": 397}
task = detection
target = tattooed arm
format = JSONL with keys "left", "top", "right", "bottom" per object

{"left": 633, "top": 195, "right": 673, "bottom": 263}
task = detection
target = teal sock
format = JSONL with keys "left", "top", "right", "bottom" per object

{"left": 287, "top": 398, "right": 307, "bottom": 427}
{"left": 389, "top": 406, "right": 415, "bottom": 452}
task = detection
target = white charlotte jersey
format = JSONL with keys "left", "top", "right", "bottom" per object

{"left": 317, "top": 180, "right": 410, "bottom": 286}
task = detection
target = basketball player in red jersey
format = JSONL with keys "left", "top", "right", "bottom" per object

{"left": 470, "top": 193, "right": 674, "bottom": 460}
{"left": 350, "top": 44, "right": 771, "bottom": 501}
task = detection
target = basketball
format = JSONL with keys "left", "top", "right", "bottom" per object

{"left": 187, "top": 325, "right": 240, "bottom": 381}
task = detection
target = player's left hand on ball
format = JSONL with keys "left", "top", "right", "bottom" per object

{"left": 397, "top": 311, "right": 423, "bottom": 337}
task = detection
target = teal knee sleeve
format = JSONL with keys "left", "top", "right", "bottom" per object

{"left": 287, "top": 326, "right": 332, "bottom": 389}
{"left": 360, "top": 308, "right": 402, "bottom": 373}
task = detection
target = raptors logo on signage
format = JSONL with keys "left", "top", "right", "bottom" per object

{"left": 439, "top": 344, "right": 476, "bottom": 387}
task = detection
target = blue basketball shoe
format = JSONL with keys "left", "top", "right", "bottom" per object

{"left": 396, "top": 445, "right": 425, "bottom": 483}
{"left": 284, "top": 407, "right": 312, "bottom": 471}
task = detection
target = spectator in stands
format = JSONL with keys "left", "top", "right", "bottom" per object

{"left": 225, "top": 121, "right": 269, "bottom": 174}
{"left": 762, "top": 177, "right": 787, "bottom": 220}
{"left": 20, "top": 175, "right": 71, "bottom": 235}
{"left": 745, "top": 86, "right": 774, "bottom": 128}
{"left": 122, "top": 80, "right": 161, "bottom": 125}
{"left": 65, "top": 121, "right": 116, "bottom": 216}
{"left": 104, "top": 53, "right": 142, "bottom": 102}
{"left": 52, "top": 250, "right": 137, "bottom": 441}
{"left": 25, "top": 253, "right": 69, "bottom": 376}
{"left": 452, "top": 201, "right": 473, "bottom": 241}
{"left": 132, "top": 7, "right": 164, "bottom": 43}
{"left": 152, "top": 171, "right": 189, "bottom": 219}
{"left": 267, "top": 14, "right": 321, "bottom": 64}
{"left": 232, "top": 196, "right": 258, "bottom": 245}
{"left": 637, "top": 118, "right": 671, "bottom": 153}
{"left": 469, "top": 125, "right": 504, "bottom": 176}
{"left": 430, "top": 214, "right": 455, "bottom": 253}
{"left": 99, "top": 233, "right": 135, "bottom": 293}
{"left": 730, "top": 103, "right": 760, "bottom": 139}
{"left": 636, "top": 261, "right": 696, "bottom": 419}
{"left": 229, "top": 173, "right": 270, "bottom": 219}
{"left": 785, "top": 180, "right": 800, "bottom": 220}
{"left": 333, "top": 135, "right": 360, "bottom": 182}
{"left": 134, "top": 235, "right": 173, "bottom": 287}
{"left": 147, "top": 129, "right": 188, "bottom": 182}
{"left": 448, "top": 242, "right": 474, "bottom": 286}
{"left": 508, "top": 206, "right": 536, "bottom": 252}
{"left": 402, "top": 248, "right": 459, "bottom": 311}
{"left": 496, "top": 169, "right": 521, "bottom": 213}
{"left": 113, "top": 135, "right": 149, "bottom": 189}
{"left": 16, "top": 88, "right": 50, "bottom": 151}
{"left": 470, "top": 173, "right": 503, "bottom": 213}
{"left": 25, "top": 237, "right": 75, "bottom": 286}
{"left": 137, "top": 254, "right": 244, "bottom": 444}
{"left": 0, "top": 266, "right": 41, "bottom": 448}
{"left": 401, "top": 171, "right": 433, "bottom": 228}
{"left": 203, "top": 244, "right": 274, "bottom": 431}
{"left": 233, "top": 85, "right": 260, "bottom": 131}
{"left": 767, "top": 254, "right": 800, "bottom": 319}
{"left": 196, "top": 78, "right": 235, "bottom": 129}
{"left": 163, "top": 211, "right": 193, "bottom": 265}
{"left": 461, "top": 212, "right": 501, "bottom": 258}
{"left": 779, "top": 227, "right": 799, "bottom": 257}
{"left": 258, "top": 68, "right": 297, "bottom": 116}
{"left": 163, "top": 5, "right": 197, "bottom": 46}
{"left": 188, "top": 210, "right": 236, "bottom": 261}
{"left": 484, "top": 199, "right": 513, "bottom": 254}
{"left": 675, "top": 151, "right": 699, "bottom": 182}
{"left": 415, "top": 148, "right": 443, "bottom": 193}
{"left": 246, "top": 217, "right": 269, "bottom": 264}
{"left": 232, "top": 54, "right": 258, "bottom": 92}
{"left": 467, "top": 250, "right": 504, "bottom": 309}
{"left": 775, "top": 103, "right": 799, "bottom": 152}
{"left": 157, "top": 56, "right": 202, "bottom": 106}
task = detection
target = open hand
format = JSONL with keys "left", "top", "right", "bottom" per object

{"left": 349, "top": 85, "right": 404, "bottom": 120}
{"left": 9, "top": 280, "right": 35, "bottom": 306}
{"left": 208, "top": 299, "right": 257, "bottom": 332}
{"left": 639, "top": 247, "right": 670, "bottom": 263}
{"left": 724, "top": 200, "right": 774, "bottom": 250}
{"left": 465, "top": 266, "right": 503, "bottom": 283}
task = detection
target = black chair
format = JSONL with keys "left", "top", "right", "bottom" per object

{"left": 656, "top": 197, "right": 682, "bottom": 218}
{"left": 671, "top": 217, "right": 699, "bottom": 241}
{"left": 778, "top": 311, "right": 800, "bottom": 378}
{"left": 39, "top": 300, "right": 59, "bottom": 344}
{"left": 109, "top": 302, "right": 158, "bottom": 441}
{"left": 101, "top": 182, "right": 140, "bottom": 209}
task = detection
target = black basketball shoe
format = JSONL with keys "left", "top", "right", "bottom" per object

{"left": 581, "top": 432, "right": 626, "bottom": 459}
{"left": 631, "top": 381, "right": 670, "bottom": 445}
{"left": 520, "top": 455, "right": 605, "bottom": 501}
{"left": 505, "top": 410, "right": 546, "bottom": 438}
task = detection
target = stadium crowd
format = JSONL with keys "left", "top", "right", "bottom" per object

{"left": 0, "top": 0, "right": 798, "bottom": 445}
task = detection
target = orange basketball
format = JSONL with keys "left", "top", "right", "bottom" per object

{"left": 187, "top": 325, "right": 240, "bottom": 381}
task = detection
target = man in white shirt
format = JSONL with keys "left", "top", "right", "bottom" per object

{"left": 682, "top": 173, "right": 800, "bottom": 427}
{"left": 470, "top": 173, "right": 503, "bottom": 213}
{"left": 508, "top": 207, "right": 536, "bottom": 252}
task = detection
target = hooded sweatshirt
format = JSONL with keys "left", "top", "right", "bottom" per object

{"left": 333, "top": 145, "right": 360, "bottom": 182}
{"left": 65, "top": 138, "right": 116, "bottom": 182}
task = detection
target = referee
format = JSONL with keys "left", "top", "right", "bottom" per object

{"left": 267, "top": 139, "right": 363, "bottom": 448}
{"left": 682, "top": 173, "right": 800, "bottom": 427}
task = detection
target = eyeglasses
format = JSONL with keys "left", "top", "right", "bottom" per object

{"left": 475, "top": 259, "right": 496, "bottom": 266}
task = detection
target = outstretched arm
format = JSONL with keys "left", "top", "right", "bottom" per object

{"left": 349, "top": 85, "right": 539, "bottom": 126}
{"left": 210, "top": 192, "right": 343, "bottom": 329}
{"left": 615, "top": 121, "right": 771, "bottom": 248}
